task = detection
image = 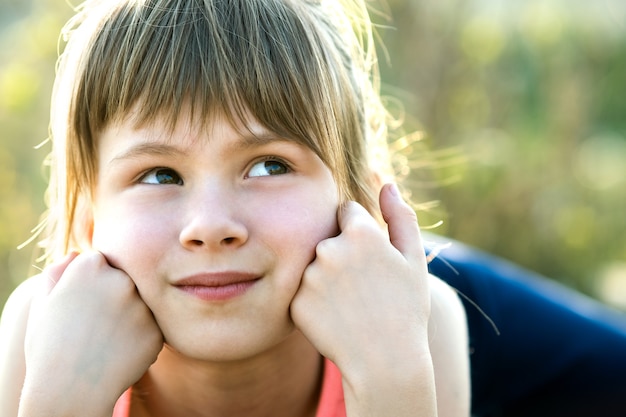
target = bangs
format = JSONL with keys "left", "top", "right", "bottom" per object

{"left": 74, "top": 0, "right": 363, "bottom": 165}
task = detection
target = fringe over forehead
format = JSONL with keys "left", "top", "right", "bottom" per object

{"left": 65, "top": 0, "right": 372, "bottom": 187}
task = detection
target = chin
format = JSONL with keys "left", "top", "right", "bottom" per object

{"left": 161, "top": 324, "right": 296, "bottom": 363}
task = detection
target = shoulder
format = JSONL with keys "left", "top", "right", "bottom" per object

{"left": 427, "top": 273, "right": 471, "bottom": 417}
{"left": 1, "top": 274, "right": 46, "bottom": 326}
{"left": 427, "top": 273, "right": 468, "bottom": 360}
{"left": 1, "top": 274, "right": 47, "bottom": 349}
{"left": 0, "top": 274, "right": 47, "bottom": 417}
{"left": 428, "top": 273, "right": 467, "bottom": 334}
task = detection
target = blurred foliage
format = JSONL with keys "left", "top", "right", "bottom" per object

{"left": 1, "top": 0, "right": 626, "bottom": 312}
{"left": 379, "top": 0, "right": 626, "bottom": 308}
{"left": 0, "top": 0, "right": 76, "bottom": 311}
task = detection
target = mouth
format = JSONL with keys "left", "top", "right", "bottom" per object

{"left": 174, "top": 272, "right": 261, "bottom": 301}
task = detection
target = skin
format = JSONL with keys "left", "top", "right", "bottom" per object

{"left": 91, "top": 112, "right": 341, "bottom": 362}
{"left": 0, "top": 110, "right": 469, "bottom": 417}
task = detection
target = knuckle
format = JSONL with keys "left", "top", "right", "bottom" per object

{"left": 341, "top": 208, "right": 379, "bottom": 237}
{"left": 402, "top": 209, "right": 419, "bottom": 228}
{"left": 402, "top": 203, "right": 419, "bottom": 221}
{"left": 118, "top": 276, "right": 139, "bottom": 298}
{"left": 395, "top": 198, "right": 419, "bottom": 222}
{"left": 75, "top": 250, "right": 107, "bottom": 267}
{"left": 314, "top": 238, "right": 335, "bottom": 257}
{"left": 345, "top": 217, "right": 381, "bottom": 241}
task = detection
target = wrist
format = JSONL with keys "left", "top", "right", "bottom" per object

{"left": 19, "top": 375, "right": 117, "bottom": 417}
{"left": 336, "top": 329, "right": 432, "bottom": 385}
{"left": 339, "top": 345, "right": 437, "bottom": 417}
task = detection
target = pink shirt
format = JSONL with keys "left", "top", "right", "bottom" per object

{"left": 112, "top": 358, "right": 345, "bottom": 417}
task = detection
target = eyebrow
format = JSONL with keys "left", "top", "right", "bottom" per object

{"left": 108, "top": 142, "right": 187, "bottom": 166}
{"left": 229, "top": 131, "right": 293, "bottom": 150}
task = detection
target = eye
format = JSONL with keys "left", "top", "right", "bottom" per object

{"left": 139, "top": 168, "right": 183, "bottom": 185}
{"left": 247, "top": 158, "right": 290, "bottom": 177}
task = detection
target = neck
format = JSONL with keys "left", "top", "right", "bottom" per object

{"left": 131, "top": 331, "right": 323, "bottom": 417}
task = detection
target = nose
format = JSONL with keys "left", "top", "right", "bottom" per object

{"left": 179, "top": 185, "right": 249, "bottom": 251}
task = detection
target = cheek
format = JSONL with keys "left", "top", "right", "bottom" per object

{"left": 257, "top": 192, "right": 339, "bottom": 266}
{"left": 90, "top": 203, "right": 170, "bottom": 271}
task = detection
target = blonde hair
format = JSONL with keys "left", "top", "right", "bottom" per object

{"left": 40, "top": 0, "right": 393, "bottom": 263}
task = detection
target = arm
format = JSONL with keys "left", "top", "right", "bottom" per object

{"left": 335, "top": 275, "right": 469, "bottom": 417}
{"left": 428, "top": 275, "right": 470, "bottom": 417}
{"left": 0, "top": 276, "right": 40, "bottom": 417}
{"left": 427, "top": 235, "right": 626, "bottom": 417}
{"left": 292, "top": 184, "right": 470, "bottom": 417}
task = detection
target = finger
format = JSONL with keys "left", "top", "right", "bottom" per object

{"left": 336, "top": 200, "right": 374, "bottom": 233}
{"left": 42, "top": 252, "right": 79, "bottom": 293}
{"left": 379, "top": 183, "right": 426, "bottom": 265}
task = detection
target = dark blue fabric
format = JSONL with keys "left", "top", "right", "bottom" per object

{"left": 425, "top": 234, "right": 626, "bottom": 417}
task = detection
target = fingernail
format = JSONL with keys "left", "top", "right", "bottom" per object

{"left": 389, "top": 183, "right": 400, "bottom": 197}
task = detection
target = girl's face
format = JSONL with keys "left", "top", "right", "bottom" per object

{"left": 90, "top": 110, "right": 340, "bottom": 361}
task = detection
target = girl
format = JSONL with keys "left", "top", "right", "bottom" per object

{"left": 0, "top": 0, "right": 469, "bottom": 416}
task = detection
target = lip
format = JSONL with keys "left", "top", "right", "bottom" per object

{"left": 174, "top": 272, "right": 260, "bottom": 301}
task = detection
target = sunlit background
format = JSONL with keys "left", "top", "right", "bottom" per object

{"left": 1, "top": 0, "right": 626, "bottom": 312}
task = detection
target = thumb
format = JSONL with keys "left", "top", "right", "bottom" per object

{"left": 380, "top": 183, "right": 426, "bottom": 267}
{"left": 42, "top": 252, "right": 79, "bottom": 294}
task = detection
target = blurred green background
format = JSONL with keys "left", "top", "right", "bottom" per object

{"left": 1, "top": 0, "right": 626, "bottom": 312}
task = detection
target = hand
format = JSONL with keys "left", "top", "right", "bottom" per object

{"left": 290, "top": 183, "right": 432, "bottom": 382}
{"left": 20, "top": 251, "right": 163, "bottom": 417}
